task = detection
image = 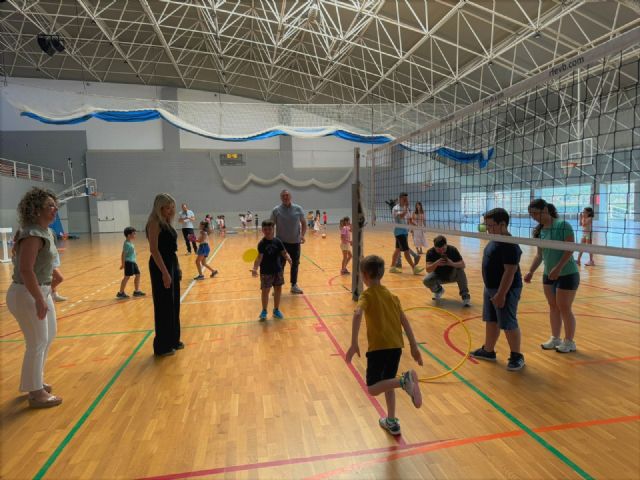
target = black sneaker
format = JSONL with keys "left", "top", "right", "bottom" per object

{"left": 132, "top": 290, "right": 146, "bottom": 297}
{"left": 470, "top": 346, "right": 497, "bottom": 362}
{"left": 116, "top": 292, "right": 129, "bottom": 299}
{"left": 378, "top": 417, "right": 401, "bottom": 436}
{"left": 174, "top": 341, "right": 185, "bottom": 350}
{"left": 507, "top": 353, "right": 525, "bottom": 371}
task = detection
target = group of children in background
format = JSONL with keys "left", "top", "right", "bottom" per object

{"left": 307, "top": 210, "right": 328, "bottom": 235}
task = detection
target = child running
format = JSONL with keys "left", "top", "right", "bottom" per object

{"left": 117, "top": 227, "right": 146, "bottom": 298}
{"left": 194, "top": 221, "right": 218, "bottom": 280}
{"left": 346, "top": 255, "right": 423, "bottom": 436}
{"left": 577, "top": 207, "right": 595, "bottom": 266}
{"left": 340, "top": 217, "right": 353, "bottom": 274}
{"left": 251, "top": 220, "right": 292, "bottom": 321}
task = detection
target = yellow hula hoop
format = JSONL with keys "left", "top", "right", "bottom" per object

{"left": 404, "top": 306, "right": 472, "bottom": 382}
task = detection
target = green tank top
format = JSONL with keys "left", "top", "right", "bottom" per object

{"left": 540, "top": 219, "right": 579, "bottom": 276}
{"left": 12, "top": 226, "right": 57, "bottom": 285}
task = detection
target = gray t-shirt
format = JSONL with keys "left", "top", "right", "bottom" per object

{"left": 179, "top": 210, "right": 195, "bottom": 229}
{"left": 12, "top": 225, "right": 57, "bottom": 285}
{"left": 271, "top": 203, "right": 305, "bottom": 244}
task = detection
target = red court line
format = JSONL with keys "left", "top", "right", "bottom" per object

{"left": 569, "top": 356, "right": 640, "bottom": 366}
{"left": 444, "top": 314, "right": 480, "bottom": 365}
{"left": 579, "top": 281, "right": 640, "bottom": 298}
{"left": 0, "top": 329, "right": 22, "bottom": 339}
{"left": 138, "top": 439, "right": 442, "bottom": 480}
{"left": 305, "top": 415, "right": 640, "bottom": 480}
{"left": 301, "top": 294, "right": 405, "bottom": 446}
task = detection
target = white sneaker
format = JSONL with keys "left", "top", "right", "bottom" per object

{"left": 541, "top": 336, "right": 562, "bottom": 350}
{"left": 433, "top": 287, "right": 444, "bottom": 300}
{"left": 462, "top": 297, "right": 472, "bottom": 307}
{"left": 555, "top": 339, "right": 577, "bottom": 353}
{"left": 52, "top": 292, "right": 67, "bottom": 302}
{"left": 290, "top": 284, "right": 304, "bottom": 294}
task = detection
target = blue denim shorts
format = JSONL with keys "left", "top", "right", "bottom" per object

{"left": 482, "top": 287, "right": 522, "bottom": 330}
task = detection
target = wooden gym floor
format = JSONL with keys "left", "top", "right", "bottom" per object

{"left": 1, "top": 228, "right": 638, "bottom": 479}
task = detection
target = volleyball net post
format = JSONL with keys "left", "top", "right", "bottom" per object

{"left": 351, "top": 147, "right": 364, "bottom": 301}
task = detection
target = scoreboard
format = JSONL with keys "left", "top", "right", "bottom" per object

{"left": 220, "top": 153, "right": 245, "bottom": 166}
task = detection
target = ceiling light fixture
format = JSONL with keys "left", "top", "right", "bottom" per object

{"left": 36, "top": 34, "right": 65, "bottom": 56}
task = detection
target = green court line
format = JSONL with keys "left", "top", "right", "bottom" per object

{"left": 417, "top": 343, "right": 593, "bottom": 480}
{"left": 301, "top": 252, "right": 325, "bottom": 271}
{"left": 0, "top": 315, "right": 328, "bottom": 344}
{"left": 33, "top": 330, "right": 152, "bottom": 480}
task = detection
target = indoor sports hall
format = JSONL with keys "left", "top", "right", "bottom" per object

{"left": 0, "top": 2, "right": 638, "bottom": 479}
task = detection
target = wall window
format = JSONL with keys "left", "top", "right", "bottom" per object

{"left": 536, "top": 184, "right": 592, "bottom": 215}
{"left": 461, "top": 192, "right": 487, "bottom": 216}
{"left": 606, "top": 182, "right": 635, "bottom": 220}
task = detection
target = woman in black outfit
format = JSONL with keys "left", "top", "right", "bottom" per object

{"left": 146, "top": 193, "right": 182, "bottom": 356}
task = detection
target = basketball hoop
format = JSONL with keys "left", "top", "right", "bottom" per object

{"left": 560, "top": 162, "right": 578, "bottom": 176}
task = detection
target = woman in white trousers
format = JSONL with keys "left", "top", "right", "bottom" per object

{"left": 6, "top": 187, "right": 62, "bottom": 408}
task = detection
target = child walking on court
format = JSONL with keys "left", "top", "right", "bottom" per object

{"left": 577, "top": 207, "right": 595, "bottom": 266}
{"left": 194, "top": 221, "right": 218, "bottom": 280}
{"left": 340, "top": 217, "right": 352, "bottom": 274}
{"left": 346, "top": 255, "right": 423, "bottom": 436}
{"left": 251, "top": 220, "right": 292, "bottom": 321}
{"left": 117, "top": 227, "right": 146, "bottom": 298}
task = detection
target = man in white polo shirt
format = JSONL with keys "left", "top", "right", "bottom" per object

{"left": 270, "top": 190, "right": 307, "bottom": 294}
{"left": 178, "top": 203, "right": 197, "bottom": 254}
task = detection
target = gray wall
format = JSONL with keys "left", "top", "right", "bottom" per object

{"left": 0, "top": 130, "right": 91, "bottom": 232}
{"left": 0, "top": 176, "right": 61, "bottom": 230}
{"left": 87, "top": 134, "right": 354, "bottom": 232}
{"left": 1, "top": 86, "right": 354, "bottom": 233}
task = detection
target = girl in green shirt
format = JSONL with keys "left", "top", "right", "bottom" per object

{"left": 525, "top": 199, "right": 580, "bottom": 354}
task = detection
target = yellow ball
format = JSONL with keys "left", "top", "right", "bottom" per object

{"left": 478, "top": 224, "right": 487, "bottom": 233}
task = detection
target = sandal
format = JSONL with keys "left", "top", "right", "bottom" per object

{"left": 28, "top": 394, "right": 62, "bottom": 409}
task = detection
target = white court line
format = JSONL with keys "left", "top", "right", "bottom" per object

{"left": 180, "top": 238, "right": 226, "bottom": 303}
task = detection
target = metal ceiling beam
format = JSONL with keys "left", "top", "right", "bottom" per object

{"left": 356, "top": 0, "right": 466, "bottom": 103}
{"left": 7, "top": 0, "right": 103, "bottom": 82}
{"left": 75, "top": 0, "right": 147, "bottom": 84}
{"left": 138, "top": 0, "right": 187, "bottom": 88}
{"left": 381, "top": 0, "right": 586, "bottom": 128}
{"left": 306, "top": 0, "right": 385, "bottom": 102}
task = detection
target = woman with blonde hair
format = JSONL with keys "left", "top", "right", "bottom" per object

{"left": 146, "top": 193, "right": 183, "bottom": 357}
{"left": 6, "top": 187, "right": 62, "bottom": 408}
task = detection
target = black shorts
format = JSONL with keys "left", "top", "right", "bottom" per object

{"left": 366, "top": 348, "right": 402, "bottom": 386}
{"left": 124, "top": 261, "right": 140, "bottom": 277}
{"left": 543, "top": 272, "right": 580, "bottom": 292}
{"left": 394, "top": 234, "right": 410, "bottom": 252}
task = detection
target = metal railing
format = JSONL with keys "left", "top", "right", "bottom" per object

{"left": 0, "top": 157, "right": 66, "bottom": 185}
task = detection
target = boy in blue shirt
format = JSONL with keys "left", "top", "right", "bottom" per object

{"left": 251, "top": 220, "right": 292, "bottom": 320}
{"left": 117, "top": 227, "right": 146, "bottom": 299}
{"left": 471, "top": 208, "right": 524, "bottom": 371}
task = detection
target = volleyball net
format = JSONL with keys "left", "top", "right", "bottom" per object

{"left": 363, "top": 28, "right": 640, "bottom": 259}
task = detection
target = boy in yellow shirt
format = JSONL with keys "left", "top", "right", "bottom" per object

{"left": 346, "top": 255, "right": 423, "bottom": 436}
